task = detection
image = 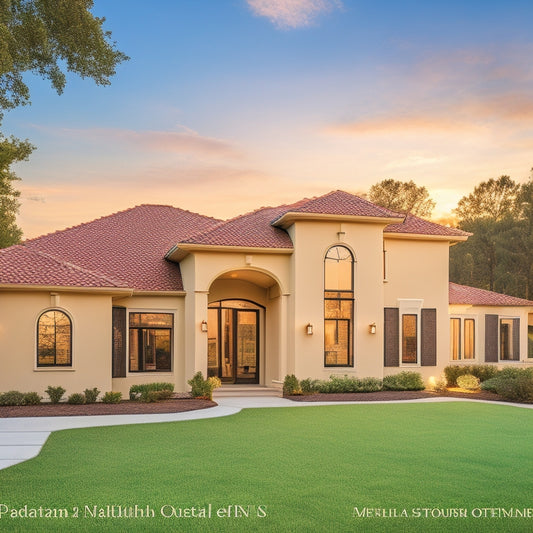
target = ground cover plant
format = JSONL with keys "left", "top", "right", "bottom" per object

{"left": 0, "top": 403, "right": 531, "bottom": 532}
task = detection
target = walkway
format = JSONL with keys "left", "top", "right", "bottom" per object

{"left": 1, "top": 396, "right": 531, "bottom": 470}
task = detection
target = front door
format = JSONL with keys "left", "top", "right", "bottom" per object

{"left": 207, "top": 301, "right": 260, "bottom": 384}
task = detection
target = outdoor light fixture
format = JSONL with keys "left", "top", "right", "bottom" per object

{"left": 306, "top": 323, "right": 313, "bottom": 335}
{"left": 369, "top": 323, "right": 377, "bottom": 334}
{"left": 201, "top": 320, "right": 208, "bottom": 332}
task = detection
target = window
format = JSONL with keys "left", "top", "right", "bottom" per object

{"left": 129, "top": 313, "right": 173, "bottom": 372}
{"left": 324, "top": 245, "right": 354, "bottom": 366}
{"left": 37, "top": 310, "right": 72, "bottom": 367}
{"left": 500, "top": 318, "right": 519, "bottom": 361}
{"left": 402, "top": 314, "right": 417, "bottom": 364}
{"left": 450, "top": 317, "right": 475, "bottom": 360}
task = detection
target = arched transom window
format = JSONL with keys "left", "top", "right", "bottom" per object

{"left": 37, "top": 310, "right": 72, "bottom": 367}
{"left": 324, "top": 245, "right": 354, "bottom": 367}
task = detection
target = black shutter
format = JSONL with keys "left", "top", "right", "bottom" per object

{"left": 384, "top": 308, "right": 399, "bottom": 367}
{"left": 112, "top": 307, "right": 127, "bottom": 378}
{"left": 513, "top": 318, "right": 520, "bottom": 360}
{"left": 485, "top": 314, "right": 499, "bottom": 362}
{"left": 421, "top": 308, "right": 437, "bottom": 367}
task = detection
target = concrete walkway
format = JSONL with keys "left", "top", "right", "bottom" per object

{"left": 1, "top": 396, "right": 531, "bottom": 470}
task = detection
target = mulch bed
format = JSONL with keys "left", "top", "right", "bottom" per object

{"left": 286, "top": 389, "right": 504, "bottom": 403}
{"left": 0, "top": 398, "right": 217, "bottom": 418}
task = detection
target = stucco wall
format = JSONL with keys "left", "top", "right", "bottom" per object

{"left": 0, "top": 290, "right": 113, "bottom": 397}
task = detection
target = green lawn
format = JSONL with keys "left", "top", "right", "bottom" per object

{"left": 0, "top": 403, "right": 532, "bottom": 532}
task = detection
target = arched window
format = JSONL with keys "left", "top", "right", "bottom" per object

{"left": 324, "top": 245, "right": 354, "bottom": 366}
{"left": 37, "top": 310, "right": 72, "bottom": 367}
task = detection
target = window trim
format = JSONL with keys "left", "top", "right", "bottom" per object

{"left": 127, "top": 310, "right": 176, "bottom": 374}
{"left": 36, "top": 308, "right": 73, "bottom": 369}
{"left": 499, "top": 316, "right": 520, "bottom": 362}
{"left": 324, "top": 244, "right": 355, "bottom": 368}
{"left": 398, "top": 299, "right": 423, "bottom": 367}
{"left": 449, "top": 316, "right": 477, "bottom": 361}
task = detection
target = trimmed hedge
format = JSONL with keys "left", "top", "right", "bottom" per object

{"left": 481, "top": 368, "right": 533, "bottom": 403}
{"left": 444, "top": 365, "right": 499, "bottom": 386}
{"left": 383, "top": 372, "right": 425, "bottom": 391}
{"left": 315, "top": 375, "right": 383, "bottom": 394}
{"left": 129, "top": 382, "right": 174, "bottom": 400}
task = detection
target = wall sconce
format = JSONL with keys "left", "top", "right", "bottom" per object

{"left": 369, "top": 323, "right": 377, "bottom": 335}
{"left": 201, "top": 320, "right": 208, "bottom": 332}
{"left": 306, "top": 323, "right": 313, "bottom": 335}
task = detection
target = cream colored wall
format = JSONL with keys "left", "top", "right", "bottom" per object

{"left": 383, "top": 238, "right": 451, "bottom": 382}
{"left": 0, "top": 290, "right": 112, "bottom": 397}
{"left": 449, "top": 304, "right": 533, "bottom": 368}
{"left": 111, "top": 294, "right": 184, "bottom": 395}
{"left": 288, "top": 220, "right": 387, "bottom": 380}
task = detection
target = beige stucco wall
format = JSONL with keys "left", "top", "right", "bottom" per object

{"left": 449, "top": 304, "right": 533, "bottom": 368}
{"left": 0, "top": 290, "right": 113, "bottom": 397}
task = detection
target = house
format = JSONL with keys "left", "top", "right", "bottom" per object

{"left": 0, "top": 190, "right": 532, "bottom": 397}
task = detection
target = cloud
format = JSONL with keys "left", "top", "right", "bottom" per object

{"left": 246, "top": 0, "right": 342, "bottom": 29}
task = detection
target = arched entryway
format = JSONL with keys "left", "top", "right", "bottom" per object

{"left": 207, "top": 300, "right": 263, "bottom": 384}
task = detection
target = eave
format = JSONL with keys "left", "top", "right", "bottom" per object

{"left": 272, "top": 212, "right": 405, "bottom": 229}
{"left": 166, "top": 243, "right": 294, "bottom": 262}
{"left": 384, "top": 232, "right": 470, "bottom": 243}
{"left": 0, "top": 284, "right": 134, "bottom": 296}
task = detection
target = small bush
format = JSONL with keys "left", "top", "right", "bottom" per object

{"left": 383, "top": 372, "right": 425, "bottom": 391}
{"left": 444, "top": 365, "right": 499, "bottom": 386}
{"left": 456, "top": 374, "right": 480, "bottom": 391}
{"left": 129, "top": 382, "right": 174, "bottom": 400}
{"left": 67, "top": 393, "right": 86, "bottom": 405}
{"left": 481, "top": 368, "right": 533, "bottom": 403}
{"left": 300, "top": 378, "right": 319, "bottom": 394}
{"left": 315, "top": 375, "right": 383, "bottom": 393}
{"left": 188, "top": 372, "right": 220, "bottom": 400}
{"left": 0, "top": 390, "right": 26, "bottom": 406}
{"left": 283, "top": 374, "right": 301, "bottom": 396}
{"left": 23, "top": 392, "right": 42, "bottom": 405}
{"left": 45, "top": 385, "right": 66, "bottom": 404}
{"left": 102, "top": 391, "right": 122, "bottom": 404}
{"left": 140, "top": 389, "right": 173, "bottom": 403}
{"left": 84, "top": 388, "right": 100, "bottom": 404}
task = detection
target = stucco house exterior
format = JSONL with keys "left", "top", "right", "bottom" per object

{"left": 1, "top": 190, "right": 532, "bottom": 397}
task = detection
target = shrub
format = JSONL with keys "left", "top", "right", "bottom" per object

{"left": 129, "top": 382, "right": 174, "bottom": 400}
{"left": 45, "top": 385, "right": 66, "bottom": 404}
{"left": 283, "top": 374, "right": 301, "bottom": 396}
{"left": 23, "top": 392, "right": 42, "bottom": 405}
{"left": 102, "top": 391, "right": 122, "bottom": 404}
{"left": 383, "top": 372, "right": 425, "bottom": 391}
{"left": 84, "top": 388, "right": 100, "bottom": 404}
{"left": 315, "top": 375, "right": 383, "bottom": 393}
{"left": 444, "top": 365, "right": 499, "bottom": 386}
{"left": 456, "top": 374, "right": 480, "bottom": 391}
{"left": 140, "top": 389, "right": 173, "bottom": 403}
{"left": 67, "top": 393, "right": 86, "bottom": 405}
{"left": 0, "top": 390, "right": 26, "bottom": 406}
{"left": 300, "top": 378, "right": 319, "bottom": 394}
{"left": 188, "top": 372, "right": 220, "bottom": 400}
{"left": 481, "top": 368, "right": 533, "bottom": 403}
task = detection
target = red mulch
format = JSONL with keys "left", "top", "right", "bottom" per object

{"left": 286, "top": 389, "right": 505, "bottom": 403}
{"left": 0, "top": 398, "right": 217, "bottom": 418}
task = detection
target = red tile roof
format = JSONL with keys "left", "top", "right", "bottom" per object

{"left": 385, "top": 213, "right": 470, "bottom": 239}
{"left": 449, "top": 282, "right": 533, "bottom": 306}
{"left": 17, "top": 205, "right": 221, "bottom": 291}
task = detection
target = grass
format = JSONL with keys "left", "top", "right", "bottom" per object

{"left": 0, "top": 403, "right": 532, "bottom": 532}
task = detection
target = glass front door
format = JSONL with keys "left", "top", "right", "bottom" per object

{"left": 207, "top": 301, "right": 260, "bottom": 384}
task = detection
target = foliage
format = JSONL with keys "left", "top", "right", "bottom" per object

{"left": 368, "top": 179, "right": 435, "bottom": 217}
{"left": 430, "top": 377, "right": 448, "bottom": 393}
{"left": 444, "top": 365, "right": 499, "bottom": 386}
{"left": 481, "top": 368, "right": 533, "bottom": 403}
{"left": 45, "top": 385, "right": 65, "bottom": 404}
{"left": 282, "top": 374, "right": 301, "bottom": 395}
{"left": 101, "top": 391, "right": 122, "bottom": 404}
{"left": 382, "top": 371, "right": 425, "bottom": 391}
{"left": 0, "top": 390, "right": 25, "bottom": 405}
{"left": 129, "top": 382, "right": 174, "bottom": 400}
{"left": 141, "top": 389, "right": 173, "bottom": 403}
{"left": 299, "top": 378, "right": 320, "bottom": 394}
{"left": 315, "top": 375, "right": 382, "bottom": 393}
{"left": 187, "top": 372, "right": 220, "bottom": 400}
{"left": 456, "top": 374, "right": 481, "bottom": 391}
{"left": 83, "top": 387, "right": 100, "bottom": 404}
{"left": 23, "top": 391, "right": 41, "bottom": 405}
{"left": 67, "top": 393, "right": 86, "bottom": 405}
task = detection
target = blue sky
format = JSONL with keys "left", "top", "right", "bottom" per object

{"left": 5, "top": 0, "right": 533, "bottom": 237}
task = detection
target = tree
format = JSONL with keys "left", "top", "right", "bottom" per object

{"left": 0, "top": 0, "right": 128, "bottom": 247}
{"left": 367, "top": 179, "right": 435, "bottom": 217}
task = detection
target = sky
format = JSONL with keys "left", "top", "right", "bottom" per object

{"left": 4, "top": 0, "right": 533, "bottom": 238}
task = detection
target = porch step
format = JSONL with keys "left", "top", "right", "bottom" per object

{"left": 213, "top": 385, "right": 282, "bottom": 398}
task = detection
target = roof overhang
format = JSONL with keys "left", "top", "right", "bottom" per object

{"left": 166, "top": 243, "right": 294, "bottom": 262}
{"left": 0, "top": 284, "right": 135, "bottom": 296}
{"left": 384, "top": 233, "right": 470, "bottom": 243}
{"left": 272, "top": 212, "right": 405, "bottom": 229}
